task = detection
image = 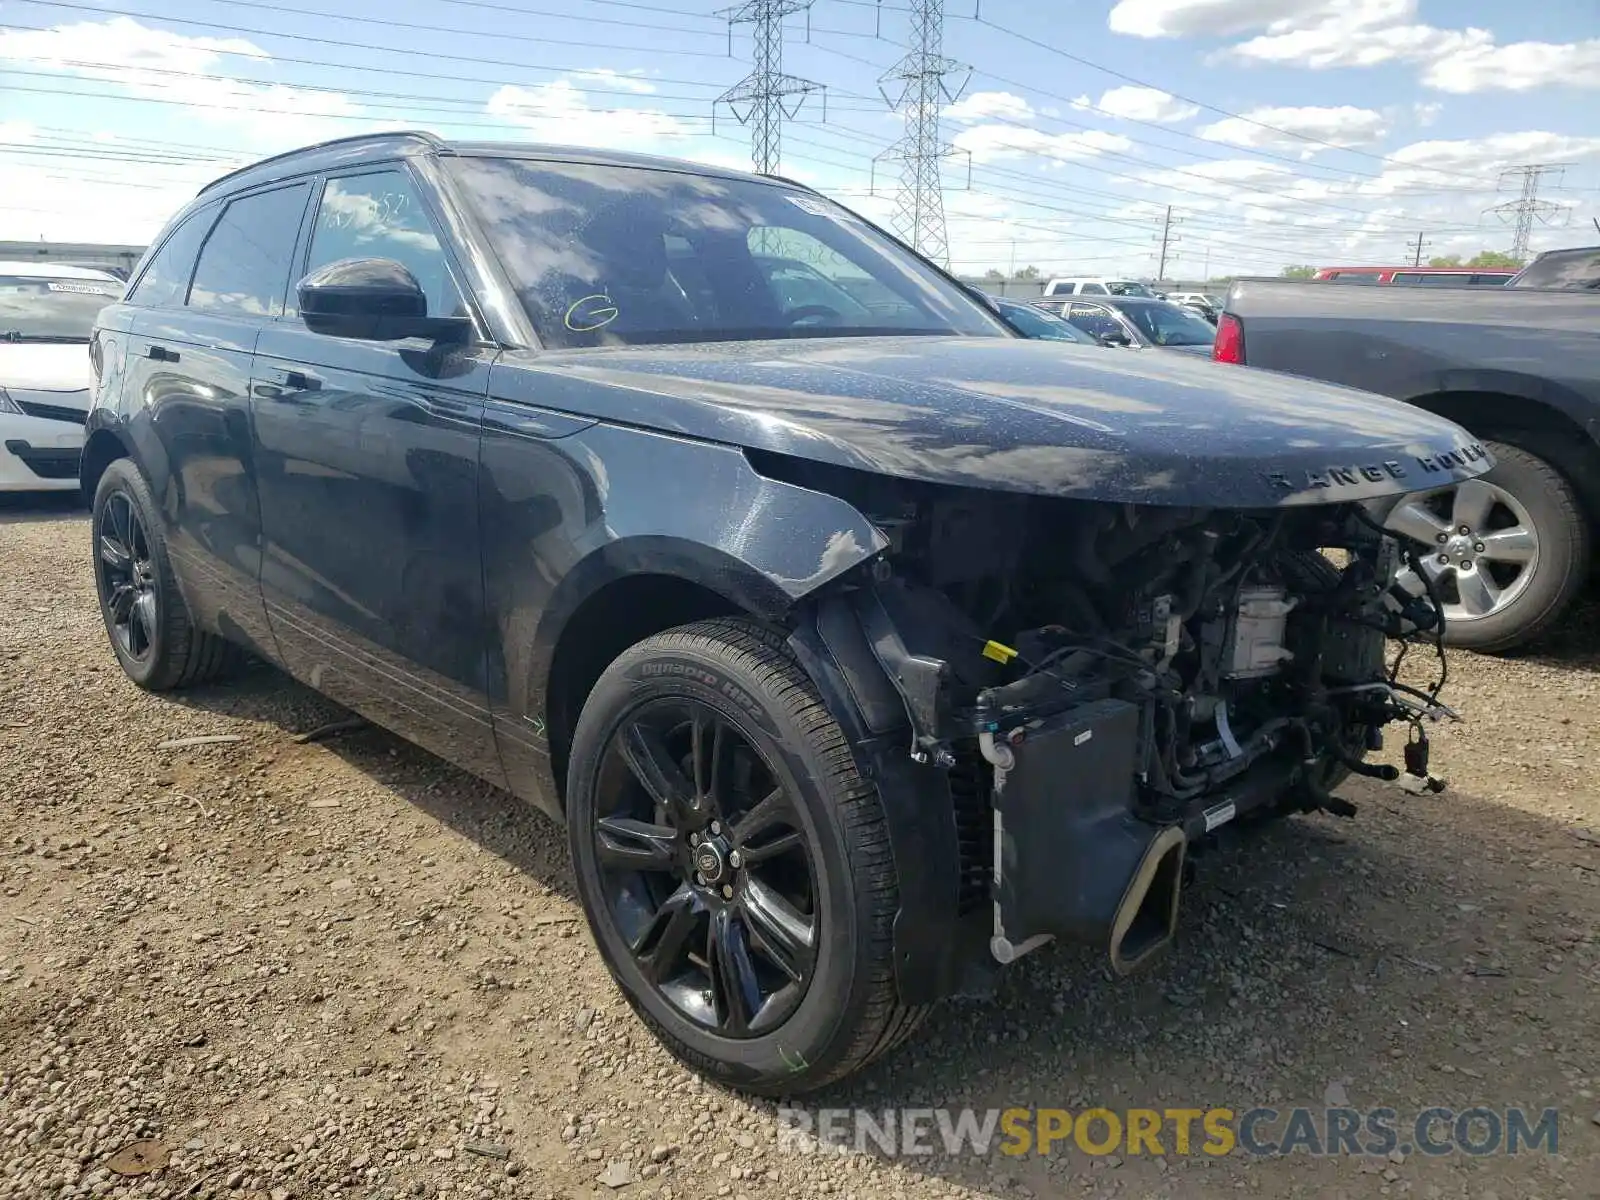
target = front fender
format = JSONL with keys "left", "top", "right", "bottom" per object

{"left": 480, "top": 419, "right": 889, "bottom": 811}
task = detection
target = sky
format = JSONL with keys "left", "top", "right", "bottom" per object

{"left": 2, "top": 0, "right": 1599, "bottom": 280}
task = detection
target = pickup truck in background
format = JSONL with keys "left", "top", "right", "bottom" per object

{"left": 1217, "top": 277, "right": 1600, "bottom": 652}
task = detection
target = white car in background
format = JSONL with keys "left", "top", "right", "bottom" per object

{"left": 1041, "top": 277, "right": 1160, "bottom": 299}
{"left": 1, "top": 262, "right": 123, "bottom": 492}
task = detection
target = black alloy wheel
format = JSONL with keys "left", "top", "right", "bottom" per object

{"left": 592, "top": 697, "right": 818, "bottom": 1038}
{"left": 90, "top": 458, "right": 242, "bottom": 691}
{"left": 94, "top": 488, "right": 159, "bottom": 664}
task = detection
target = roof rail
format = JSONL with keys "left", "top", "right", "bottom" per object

{"left": 196, "top": 130, "right": 446, "bottom": 196}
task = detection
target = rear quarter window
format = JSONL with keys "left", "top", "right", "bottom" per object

{"left": 125, "top": 206, "right": 218, "bottom": 309}
{"left": 187, "top": 183, "right": 312, "bottom": 317}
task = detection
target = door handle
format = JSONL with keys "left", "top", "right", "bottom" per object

{"left": 144, "top": 343, "right": 179, "bottom": 363}
{"left": 262, "top": 366, "right": 322, "bottom": 392}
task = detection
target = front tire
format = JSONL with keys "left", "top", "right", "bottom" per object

{"left": 91, "top": 459, "right": 241, "bottom": 690}
{"left": 565, "top": 618, "right": 925, "bottom": 1095}
{"left": 1387, "top": 440, "right": 1589, "bottom": 653}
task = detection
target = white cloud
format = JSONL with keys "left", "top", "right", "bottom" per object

{"left": 943, "top": 91, "right": 1038, "bottom": 124}
{"left": 1074, "top": 86, "right": 1198, "bottom": 124}
{"left": 1356, "top": 131, "right": 1600, "bottom": 197}
{"left": 1198, "top": 105, "right": 1387, "bottom": 157}
{"left": 485, "top": 81, "right": 695, "bottom": 148}
{"left": 1424, "top": 38, "right": 1600, "bottom": 93}
{"left": 1228, "top": 2, "right": 1490, "bottom": 71}
{"left": 1108, "top": 0, "right": 1332, "bottom": 38}
{"left": 569, "top": 68, "right": 657, "bottom": 95}
{"left": 1111, "top": 0, "right": 1600, "bottom": 93}
{"left": 1413, "top": 102, "right": 1443, "bottom": 127}
{"left": 950, "top": 125, "right": 1132, "bottom": 165}
{"left": 0, "top": 18, "right": 365, "bottom": 145}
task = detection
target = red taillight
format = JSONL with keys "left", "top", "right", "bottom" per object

{"left": 1213, "top": 312, "right": 1245, "bottom": 364}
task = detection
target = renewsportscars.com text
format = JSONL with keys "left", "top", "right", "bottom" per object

{"left": 776, "top": 1106, "right": 1560, "bottom": 1159}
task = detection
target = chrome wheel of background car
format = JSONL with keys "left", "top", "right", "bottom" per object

{"left": 1386, "top": 477, "right": 1539, "bottom": 624}
{"left": 94, "top": 490, "right": 159, "bottom": 662}
{"left": 593, "top": 698, "right": 818, "bottom": 1039}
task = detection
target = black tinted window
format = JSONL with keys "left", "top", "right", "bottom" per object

{"left": 305, "top": 170, "right": 464, "bottom": 317}
{"left": 447, "top": 156, "right": 1005, "bottom": 348}
{"left": 1119, "top": 301, "right": 1216, "bottom": 346}
{"left": 188, "top": 184, "right": 310, "bottom": 317}
{"left": 1392, "top": 272, "right": 1466, "bottom": 287}
{"left": 127, "top": 207, "right": 216, "bottom": 308}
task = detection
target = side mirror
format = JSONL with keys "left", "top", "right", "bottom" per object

{"left": 297, "top": 257, "right": 471, "bottom": 343}
{"left": 1097, "top": 330, "right": 1131, "bottom": 347}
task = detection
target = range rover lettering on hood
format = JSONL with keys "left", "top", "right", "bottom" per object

{"left": 1268, "top": 441, "right": 1491, "bottom": 494}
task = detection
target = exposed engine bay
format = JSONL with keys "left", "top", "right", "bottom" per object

{"left": 773, "top": 457, "right": 1457, "bottom": 975}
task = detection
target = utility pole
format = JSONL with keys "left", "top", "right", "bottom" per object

{"left": 1409, "top": 231, "right": 1430, "bottom": 267}
{"left": 872, "top": 0, "right": 970, "bottom": 265}
{"left": 1485, "top": 163, "right": 1572, "bottom": 259}
{"left": 1154, "top": 205, "right": 1181, "bottom": 281}
{"left": 713, "top": 0, "right": 824, "bottom": 175}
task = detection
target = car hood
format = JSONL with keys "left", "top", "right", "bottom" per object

{"left": 497, "top": 336, "right": 1491, "bottom": 507}
{"left": 0, "top": 343, "right": 93, "bottom": 393}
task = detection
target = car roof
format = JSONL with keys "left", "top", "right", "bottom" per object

{"left": 0, "top": 260, "right": 122, "bottom": 280}
{"left": 196, "top": 128, "right": 795, "bottom": 200}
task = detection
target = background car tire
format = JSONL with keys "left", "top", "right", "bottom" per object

{"left": 566, "top": 617, "right": 926, "bottom": 1096}
{"left": 1440, "top": 440, "right": 1588, "bottom": 653}
{"left": 91, "top": 458, "right": 242, "bottom": 690}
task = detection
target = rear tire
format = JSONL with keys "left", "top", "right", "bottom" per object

{"left": 91, "top": 459, "right": 242, "bottom": 691}
{"left": 565, "top": 617, "right": 926, "bottom": 1095}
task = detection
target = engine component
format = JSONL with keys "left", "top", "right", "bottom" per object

{"left": 1222, "top": 586, "right": 1298, "bottom": 679}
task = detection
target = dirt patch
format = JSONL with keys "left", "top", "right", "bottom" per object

{"left": 3, "top": 500, "right": 1598, "bottom": 1199}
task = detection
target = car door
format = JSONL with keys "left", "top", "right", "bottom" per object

{"left": 251, "top": 164, "right": 504, "bottom": 786}
{"left": 119, "top": 183, "right": 312, "bottom": 659}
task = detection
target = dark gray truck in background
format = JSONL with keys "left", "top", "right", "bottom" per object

{"left": 1218, "top": 277, "right": 1600, "bottom": 651}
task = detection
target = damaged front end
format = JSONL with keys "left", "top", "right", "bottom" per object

{"left": 785, "top": 467, "right": 1455, "bottom": 998}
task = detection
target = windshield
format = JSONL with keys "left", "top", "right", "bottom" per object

{"left": 1120, "top": 301, "right": 1217, "bottom": 347}
{"left": 1106, "top": 280, "right": 1157, "bottom": 297}
{"left": 0, "top": 274, "right": 121, "bottom": 341}
{"left": 448, "top": 157, "right": 1009, "bottom": 348}
{"left": 1508, "top": 249, "right": 1600, "bottom": 290}
{"left": 996, "top": 299, "right": 1096, "bottom": 344}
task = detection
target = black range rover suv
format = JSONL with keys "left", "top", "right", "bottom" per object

{"left": 84, "top": 131, "right": 1485, "bottom": 1094}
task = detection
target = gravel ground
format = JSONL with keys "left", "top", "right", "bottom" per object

{"left": 3, "top": 495, "right": 1599, "bottom": 1200}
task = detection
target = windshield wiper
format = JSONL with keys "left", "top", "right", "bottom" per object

{"left": 0, "top": 332, "right": 89, "bottom": 344}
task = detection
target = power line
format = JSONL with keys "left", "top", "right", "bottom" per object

{"left": 796, "top": 37, "right": 1505, "bottom": 235}
{"left": 16, "top": 0, "right": 737, "bottom": 58}
{"left": 872, "top": 0, "right": 969, "bottom": 264}
{"left": 963, "top": 12, "right": 1509, "bottom": 189}
{"left": 714, "top": 0, "right": 824, "bottom": 174}
{"left": 1485, "top": 164, "right": 1572, "bottom": 258}
{"left": 1408, "top": 231, "right": 1430, "bottom": 267}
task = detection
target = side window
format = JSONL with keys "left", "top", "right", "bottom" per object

{"left": 305, "top": 170, "right": 464, "bottom": 318}
{"left": 1081, "top": 282, "right": 1107, "bottom": 295}
{"left": 188, "top": 184, "right": 311, "bottom": 317}
{"left": 126, "top": 207, "right": 217, "bottom": 308}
